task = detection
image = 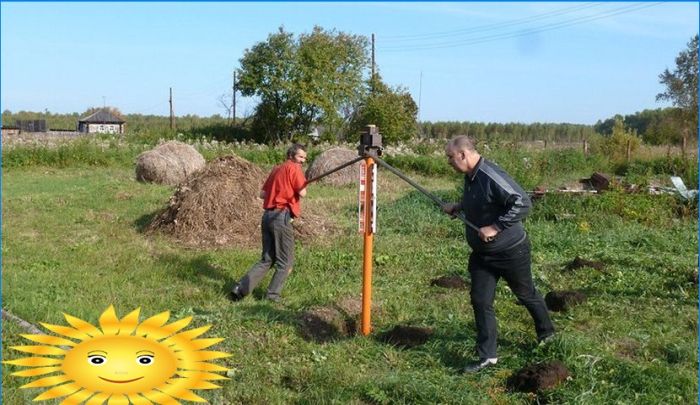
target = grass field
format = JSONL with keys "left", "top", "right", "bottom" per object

{"left": 1, "top": 139, "right": 697, "bottom": 404}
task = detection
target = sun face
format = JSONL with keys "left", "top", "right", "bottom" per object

{"left": 4, "top": 306, "right": 230, "bottom": 404}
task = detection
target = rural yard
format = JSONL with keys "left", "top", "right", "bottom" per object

{"left": 1, "top": 134, "right": 697, "bottom": 403}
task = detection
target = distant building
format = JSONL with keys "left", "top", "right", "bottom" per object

{"left": 78, "top": 109, "right": 125, "bottom": 134}
{"left": 2, "top": 126, "right": 20, "bottom": 136}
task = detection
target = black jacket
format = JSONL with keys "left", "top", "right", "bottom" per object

{"left": 461, "top": 157, "right": 531, "bottom": 254}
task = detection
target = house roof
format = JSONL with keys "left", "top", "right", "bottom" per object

{"left": 79, "top": 109, "right": 125, "bottom": 124}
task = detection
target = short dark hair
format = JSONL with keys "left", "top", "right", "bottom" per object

{"left": 287, "top": 143, "right": 306, "bottom": 159}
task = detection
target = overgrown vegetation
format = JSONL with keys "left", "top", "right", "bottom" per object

{"left": 2, "top": 135, "right": 697, "bottom": 404}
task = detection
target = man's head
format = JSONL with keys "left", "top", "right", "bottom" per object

{"left": 287, "top": 143, "right": 307, "bottom": 164}
{"left": 445, "top": 135, "right": 479, "bottom": 174}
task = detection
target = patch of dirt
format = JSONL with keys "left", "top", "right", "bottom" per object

{"left": 614, "top": 338, "right": 641, "bottom": 360}
{"left": 377, "top": 325, "right": 434, "bottom": 349}
{"left": 545, "top": 290, "right": 587, "bottom": 312}
{"left": 565, "top": 256, "right": 605, "bottom": 272}
{"left": 430, "top": 275, "right": 469, "bottom": 290}
{"left": 297, "top": 306, "right": 356, "bottom": 343}
{"left": 507, "top": 361, "right": 570, "bottom": 393}
{"left": 146, "top": 155, "right": 335, "bottom": 248}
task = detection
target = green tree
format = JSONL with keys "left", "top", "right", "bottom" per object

{"left": 237, "top": 26, "right": 369, "bottom": 143}
{"left": 349, "top": 75, "right": 418, "bottom": 144}
{"left": 598, "top": 117, "right": 641, "bottom": 162}
{"left": 656, "top": 35, "right": 698, "bottom": 140}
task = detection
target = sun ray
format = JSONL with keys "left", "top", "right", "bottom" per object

{"left": 85, "top": 391, "right": 110, "bottom": 405}
{"left": 176, "top": 371, "right": 228, "bottom": 381}
{"left": 116, "top": 308, "right": 141, "bottom": 335}
{"left": 98, "top": 305, "right": 121, "bottom": 335}
{"left": 158, "top": 379, "right": 207, "bottom": 402}
{"left": 146, "top": 316, "right": 193, "bottom": 340}
{"left": 63, "top": 314, "right": 104, "bottom": 337}
{"left": 20, "top": 334, "right": 76, "bottom": 347}
{"left": 135, "top": 311, "right": 170, "bottom": 337}
{"left": 32, "top": 382, "right": 81, "bottom": 401}
{"left": 3, "top": 356, "right": 63, "bottom": 367}
{"left": 59, "top": 388, "right": 94, "bottom": 405}
{"left": 170, "top": 325, "right": 212, "bottom": 341}
{"left": 142, "top": 390, "right": 180, "bottom": 405}
{"left": 187, "top": 350, "right": 231, "bottom": 362}
{"left": 40, "top": 323, "right": 92, "bottom": 340}
{"left": 126, "top": 393, "right": 154, "bottom": 405}
{"left": 187, "top": 338, "right": 225, "bottom": 350}
{"left": 182, "top": 362, "right": 228, "bottom": 372}
{"left": 107, "top": 393, "right": 129, "bottom": 404}
{"left": 188, "top": 380, "right": 221, "bottom": 390}
{"left": 21, "top": 374, "right": 72, "bottom": 388}
{"left": 11, "top": 365, "right": 61, "bottom": 377}
{"left": 11, "top": 344, "right": 67, "bottom": 356}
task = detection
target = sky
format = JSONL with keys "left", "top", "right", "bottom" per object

{"left": 1, "top": 2, "right": 698, "bottom": 125}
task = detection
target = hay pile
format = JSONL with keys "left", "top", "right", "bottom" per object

{"left": 147, "top": 155, "right": 333, "bottom": 248}
{"left": 136, "top": 141, "right": 205, "bottom": 186}
{"left": 305, "top": 147, "right": 360, "bottom": 186}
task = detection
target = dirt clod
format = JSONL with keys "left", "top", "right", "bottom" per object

{"left": 507, "top": 361, "right": 570, "bottom": 393}
{"left": 378, "top": 325, "right": 433, "bottom": 348}
{"left": 297, "top": 306, "right": 356, "bottom": 343}
{"left": 545, "top": 290, "right": 587, "bottom": 312}
{"left": 430, "top": 275, "right": 469, "bottom": 290}
{"left": 566, "top": 256, "right": 605, "bottom": 271}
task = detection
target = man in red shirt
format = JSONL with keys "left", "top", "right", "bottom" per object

{"left": 230, "top": 144, "right": 308, "bottom": 302}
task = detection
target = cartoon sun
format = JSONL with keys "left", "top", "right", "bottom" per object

{"left": 4, "top": 306, "right": 230, "bottom": 404}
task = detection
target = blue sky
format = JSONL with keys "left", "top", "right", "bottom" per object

{"left": 1, "top": 2, "right": 697, "bottom": 124}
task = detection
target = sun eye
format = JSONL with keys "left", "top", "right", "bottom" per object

{"left": 87, "top": 355, "right": 106, "bottom": 366}
{"left": 136, "top": 355, "right": 154, "bottom": 366}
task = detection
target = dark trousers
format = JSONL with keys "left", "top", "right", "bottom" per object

{"left": 469, "top": 237, "right": 554, "bottom": 359}
{"left": 238, "top": 210, "right": 295, "bottom": 299}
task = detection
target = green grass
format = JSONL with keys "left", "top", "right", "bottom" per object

{"left": 1, "top": 143, "right": 697, "bottom": 404}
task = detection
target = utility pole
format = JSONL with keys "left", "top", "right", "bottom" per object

{"left": 371, "top": 33, "right": 375, "bottom": 93}
{"left": 169, "top": 87, "right": 174, "bottom": 130}
{"left": 232, "top": 70, "right": 237, "bottom": 125}
{"left": 418, "top": 71, "right": 423, "bottom": 122}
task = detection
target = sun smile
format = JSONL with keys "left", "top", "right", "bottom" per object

{"left": 99, "top": 376, "right": 144, "bottom": 384}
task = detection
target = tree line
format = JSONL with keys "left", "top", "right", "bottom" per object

{"left": 3, "top": 30, "right": 695, "bottom": 147}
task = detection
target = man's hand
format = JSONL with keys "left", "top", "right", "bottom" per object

{"left": 479, "top": 225, "right": 499, "bottom": 242}
{"left": 442, "top": 203, "right": 461, "bottom": 217}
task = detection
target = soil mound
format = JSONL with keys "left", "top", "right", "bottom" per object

{"left": 545, "top": 290, "right": 587, "bottom": 312}
{"left": 305, "top": 147, "right": 360, "bottom": 186}
{"left": 146, "top": 155, "right": 332, "bottom": 248}
{"left": 566, "top": 256, "right": 605, "bottom": 271}
{"left": 135, "top": 141, "right": 205, "bottom": 186}
{"left": 430, "top": 275, "right": 469, "bottom": 290}
{"left": 507, "top": 361, "right": 570, "bottom": 393}
{"left": 378, "top": 325, "right": 433, "bottom": 348}
{"left": 297, "top": 306, "right": 356, "bottom": 343}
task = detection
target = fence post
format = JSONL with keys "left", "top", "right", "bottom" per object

{"left": 582, "top": 139, "right": 588, "bottom": 156}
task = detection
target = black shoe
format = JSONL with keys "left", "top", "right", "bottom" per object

{"left": 229, "top": 285, "right": 245, "bottom": 302}
{"left": 462, "top": 358, "right": 498, "bottom": 373}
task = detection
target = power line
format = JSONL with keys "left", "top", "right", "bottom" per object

{"left": 381, "top": 2, "right": 603, "bottom": 42}
{"left": 380, "top": 3, "right": 661, "bottom": 53}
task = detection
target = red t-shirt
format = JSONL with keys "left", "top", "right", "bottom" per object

{"left": 262, "top": 160, "right": 307, "bottom": 217}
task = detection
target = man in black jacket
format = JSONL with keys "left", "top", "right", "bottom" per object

{"left": 442, "top": 135, "right": 555, "bottom": 373}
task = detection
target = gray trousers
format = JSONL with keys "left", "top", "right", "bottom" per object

{"left": 238, "top": 210, "right": 295, "bottom": 299}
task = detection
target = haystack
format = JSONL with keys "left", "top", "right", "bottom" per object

{"left": 146, "top": 154, "right": 334, "bottom": 248}
{"left": 305, "top": 147, "right": 360, "bottom": 186}
{"left": 135, "top": 141, "right": 205, "bottom": 186}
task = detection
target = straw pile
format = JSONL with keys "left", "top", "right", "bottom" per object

{"left": 147, "top": 155, "right": 333, "bottom": 248}
{"left": 135, "top": 141, "right": 205, "bottom": 186}
{"left": 305, "top": 147, "right": 360, "bottom": 186}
